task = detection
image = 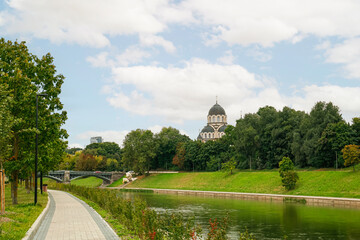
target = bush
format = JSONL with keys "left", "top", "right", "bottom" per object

{"left": 280, "top": 171, "right": 299, "bottom": 190}
{"left": 279, "top": 157, "right": 299, "bottom": 191}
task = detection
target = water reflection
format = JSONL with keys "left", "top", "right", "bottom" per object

{"left": 117, "top": 191, "right": 360, "bottom": 239}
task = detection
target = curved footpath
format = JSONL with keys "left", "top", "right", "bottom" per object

{"left": 24, "top": 190, "right": 119, "bottom": 240}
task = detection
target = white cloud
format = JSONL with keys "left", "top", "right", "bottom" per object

{"left": 4, "top": 0, "right": 360, "bottom": 50}
{"left": 217, "top": 50, "right": 235, "bottom": 65}
{"left": 246, "top": 47, "right": 272, "bottom": 62}
{"left": 183, "top": 0, "right": 360, "bottom": 47}
{"left": 1, "top": 0, "right": 191, "bottom": 47}
{"left": 102, "top": 58, "right": 360, "bottom": 124}
{"left": 87, "top": 46, "right": 150, "bottom": 68}
{"left": 87, "top": 52, "right": 110, "bottom": 68}
{"left": 290, "top": 85, "right": 360, "bottom": 121}
{"left": 323, "top": 38, "right": 360, "bottom": 79}
{"left": 77, "top": 130, "right": 130, "bottom": 147}
{"left": 139, "top": 34, "right": 176, "bottom": 53}
{"left": 103, "top": 58, "right": 286, "bottom": 124}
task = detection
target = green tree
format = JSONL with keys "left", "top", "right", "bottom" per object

{"left": 279, "top": 157, "right": 299, "bottom": 190}
{"left": 0, "top": 38, "right": 68, "bottom": 204}
{"left": 85, "top": 142, "right": 121, "bottom": 161}
{"left": 234, "top": 113, "right": 260, "bottom": 170}
{"left": 172, "top": 142, "right": 186, "bottom": 170}
{"left": 65, "top": 147, "right": 83, "bottom": 155}
{"left": 75, "top": 153, "right": 99, "bottom": 171}
{"left": 352, "top": 118, "right": 360, "bottom": 145}
{"left": 154, "top": 127, "right": 190, "bottom": 170}
{"left": 0, "top": 84, "right": 14, "bottom": 165}
{"left": 221, "top": 157, "right": 237, "bottom": 174}
{"left": 318, "top": 121, "right": 356, "bottom": 168}
{"left": 122, "top": 129, "right": 158, "bottom": 174}
{"left": 342, "top": 145, "right": 360, "bottom": 171}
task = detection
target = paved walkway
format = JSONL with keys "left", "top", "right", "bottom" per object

{"left": 33, "top": 190, "right": 119, "bottom": 240}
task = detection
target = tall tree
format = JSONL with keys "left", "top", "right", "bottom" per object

{"left": 0, "top": 38, "right": 67, "bottom": 204}
{"left": 122, "top": 129, "right": 158, "bottom": 174}
{"left": 153, "top": 127, "right": 190, "bottom": 170}
{"left": 292, "top": 102, "right": 342, "bottom": 167}
{"left": 85, "top": 142, "right": 121, "bottom": 161}
{"left": 318, "top": 121, "right": 356, "bottom": 168}
{"left": 342, "top": 145, "right": 360, "bottom": 171}
{"left": 233, "top": 113, "right": 260, "bottom": 169}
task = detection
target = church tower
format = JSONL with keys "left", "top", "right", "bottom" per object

{"left": 197, "top": 100, "right": 227, "bottom": 142}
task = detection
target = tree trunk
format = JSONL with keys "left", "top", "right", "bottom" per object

{"left": 32, "top": 172, "right": 35, "bottom": 191}
{"left": 0, "top": 168, "right": 5, "bottom": 214}
{"left": 11, "top": 171, "right": 19, "bottom": 205}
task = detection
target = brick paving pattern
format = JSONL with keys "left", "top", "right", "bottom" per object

{"left": 33, "top": 190, "right": 119, "bottom": 240}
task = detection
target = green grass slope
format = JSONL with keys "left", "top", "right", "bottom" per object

{"left": 129, "top": 170, "right": 360, "bottom": 198}
{"left": 70, "top": 176, "right": 103, "bottom": 187}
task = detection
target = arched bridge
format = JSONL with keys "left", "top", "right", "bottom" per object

{"left": 44, "top": 170, "right": 124, "bottom": 185}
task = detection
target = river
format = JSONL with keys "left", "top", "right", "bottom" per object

{"left": 118, "top": 190, "right": 360, "bottom": 239}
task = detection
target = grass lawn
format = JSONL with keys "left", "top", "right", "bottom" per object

{"left": 107, "top": 177, "right": 125, "bottom": 187}
{"left": 0, "top": 184, "right": 48, "bottom": 240}
{"left": 70, "top": 176, "right": 103, "bottom": 187}
{"left": 129, "top": 169, "right": 360, "bottom": 198}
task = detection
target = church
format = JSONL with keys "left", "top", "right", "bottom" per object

{"left": 197, "top": 100, "right": 227, "bottom": 142}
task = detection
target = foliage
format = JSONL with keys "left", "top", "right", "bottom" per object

{"left": 153, "top": 127, "right": 190, "bottom": 170}
{"left": 122, "top": 129, "right": 158, "bottom": 174}
{"left": 75, "top": 153, "right": 101, "bottom": 171}
{"left": 172, "top": 142, "right": 186, "bottom": 169}
{"left": 221, "top": 157, "right": 237, "bottom": 174}
{"left": 85, "top": 142, "right": 121, "bottom": 161}
{"left": 0, "top": 38, "right": 67, "bottom": 204}
{"left": 239, "top": 228, "right": 256, "bottom": 240}
{"left": 207, "top": 216, "right": 228, "bottom": 240}
{"left": 342, "top": 145, "right": 360, "bottom": 171}
{"left": 0, "top": 84, "right": 14, "bottom": 165}
{"left": 280, "top": 171, "right": 299, "bottom": 191}
{"left": 65, "top": 147, "right": 82, "bottom": 155}
{"left": 279, "top": 157, "right": 299, "bottom": 190}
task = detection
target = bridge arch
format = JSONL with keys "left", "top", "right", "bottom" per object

{"left": 43, "top": 175, "right": 63, "bottom": 183}
{"left": 70, "top": 174, "right": 111, "bottom": 184}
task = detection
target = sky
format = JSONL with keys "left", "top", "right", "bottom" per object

{"left": 1, "top": 0, "right": 360, "bottom": 148}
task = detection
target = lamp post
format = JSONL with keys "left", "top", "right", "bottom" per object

{"left": 35, "top": 93, "right": 47, "bottom": 205}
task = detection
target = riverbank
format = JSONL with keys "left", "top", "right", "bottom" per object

{"left": 128, "top": 170, "right": 360, "bottom": 199}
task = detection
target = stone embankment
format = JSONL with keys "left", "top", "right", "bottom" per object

{"left": 125, "top": 188, "right": 360, "bottom": 208}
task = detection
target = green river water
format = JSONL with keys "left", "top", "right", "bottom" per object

{"left": 119, "top": 191, "right": 360, "bottom": 239}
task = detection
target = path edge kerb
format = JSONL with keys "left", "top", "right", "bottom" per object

{"left": 22, "top": 195, "right": 51, "bottom": 240}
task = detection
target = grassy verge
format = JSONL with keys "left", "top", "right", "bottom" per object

{"left": 0, "top": 184, "right": 48, "bottom": 240}
{"left": 70, "top": 176, "right": 103, "bottom": 187}
{"left": 129, "top": 169, "right": 360, "bottom": 198}
{"left": 107, "top": 177, "right": 125, "bottom": 187}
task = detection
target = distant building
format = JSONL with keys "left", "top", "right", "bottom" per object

{"left": 197, "top": 100, "right": 227, "bottom": 142}
{"left": 90, "top": 136, "right": 103, "bottom": 144}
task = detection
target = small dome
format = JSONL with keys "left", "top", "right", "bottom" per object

{"left": 201, "top": 125, "right": 214, "bottom": 133}
{"left": 208, "top": 103, "right": 226, "bottom": 116}
{"left": 219, "top": 125, "right": 227, "bottom": 132}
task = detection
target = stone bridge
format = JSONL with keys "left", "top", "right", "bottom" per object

{"left": 44, "top": 170, "right": 124, "bottom": 185}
